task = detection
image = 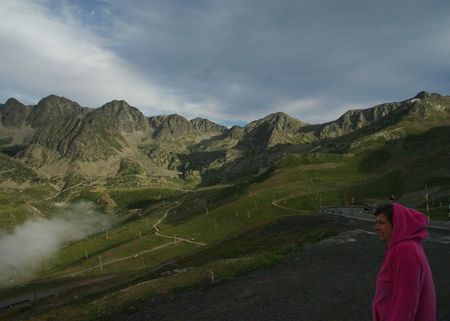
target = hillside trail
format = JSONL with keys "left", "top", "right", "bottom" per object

{"left": 52, "top": 194, "right": 207, "bottom": 278}
{"left": 24, "top": 180, "right": 98, "bottom": 217}
{"left": 152, "top": 199, "right": 207, "bottom": 247}
{"left": 271, "top": 196, "right": 308, "bottom": 214}
{"left": 0, "top": 194, "right": 207, "bottom": 312}
{"left": 105, "top": 194, "right": 450, "bottom": 321}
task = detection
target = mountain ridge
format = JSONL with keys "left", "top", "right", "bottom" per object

{"left": 0, "top": 91, "right": 448, "bottom": 186}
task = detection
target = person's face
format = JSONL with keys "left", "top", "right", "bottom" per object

{"left": 375, "top": 213, "right": 393, "bottom": 244}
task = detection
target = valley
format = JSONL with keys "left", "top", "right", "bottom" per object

{"left": 0, "top": 91, "right": 449, "bottom": 320}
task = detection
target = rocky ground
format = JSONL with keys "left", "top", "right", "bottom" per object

{"left": 105, "top": 217, "right": 450, "bottom": 321}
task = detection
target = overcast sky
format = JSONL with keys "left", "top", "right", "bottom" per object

{"left": 0, "top": 0, "right": 449, "bottom": 126}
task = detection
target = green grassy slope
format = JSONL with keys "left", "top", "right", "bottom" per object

{"left": 2, "top": 97, "right": 450, "bottom": 320}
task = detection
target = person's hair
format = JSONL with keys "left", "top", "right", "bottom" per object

{"left": 374, "top": 201, "right": 393, "bottom": 224}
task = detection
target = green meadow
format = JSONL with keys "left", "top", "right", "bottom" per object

{"left": 1, "top": 123, "right": 450, "bottom": 320}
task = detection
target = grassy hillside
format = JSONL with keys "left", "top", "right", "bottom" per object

{"left": 1, "top": 102, "right": 450, "bottom": 320}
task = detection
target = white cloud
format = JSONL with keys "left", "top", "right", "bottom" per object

{"left": 0, "top": 0, "right": 448, "bottom": 125}
{"left": 0, "top": 0, "right": 218, "bottom": 117}
{"left": 0, "top": 202, "right": 114, "bottom": 286}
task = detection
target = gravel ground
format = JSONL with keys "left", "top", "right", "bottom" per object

{"left": 105, "top": 217, "right": 450, "bottom": 321}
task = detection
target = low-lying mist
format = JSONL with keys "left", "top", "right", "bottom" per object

{"left": 0, "top": 201, "right": 114, "bottom": 287}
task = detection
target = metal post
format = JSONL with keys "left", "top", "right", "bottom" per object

{"left": 448, "top": 198, "right": 450, "bottom": 222}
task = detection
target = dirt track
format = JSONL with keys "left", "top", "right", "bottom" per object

{"left": 105, "top": 216, "right": 450, "bottom": 321}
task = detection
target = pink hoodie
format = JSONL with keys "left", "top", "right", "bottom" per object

{"left": 372, "top": 203, "right": 436, "bottom": 321}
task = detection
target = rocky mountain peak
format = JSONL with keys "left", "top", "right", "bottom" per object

{"left": 225, "top": 125, "right": 245, "bottom": 140}
{"left": 4, "top": 97, "right": 24, "bottom": 107}
{"left": 100, "top": 100, "right": 129, "bottom": 112}
{"left": 1, "top": 98, "right": 30, "bottom": 127}
{"left": 317, "top": 102, "right": 403, "bottom": 139}
{"left": 190, "top": 117, "right": 227, "bottom": 133}
{"left": 36, "top": 95, "right": 80, "bottom": 109}
{"left": 412, "top": 90, "right": 442, "bottom": 101}
{"left": 414, "top": 91, "right": 431, "bottom": 99}
{"left": 95, "top": 100, "right": 148, "bottom": 133}
{"left": 27, "top": 95, "right": 85, "bottom": 128}
{"left": 149, "top": 114, "right": 195, "bottom": 140}
{"left": 239, "top": 112, "right": 308, "bottom": 150}
{"left": 246, "top": 112, "right": 306, "bottom": 133}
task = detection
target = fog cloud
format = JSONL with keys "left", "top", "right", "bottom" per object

{"left": 0, "top": 202, "right": 113, "bottom": 287}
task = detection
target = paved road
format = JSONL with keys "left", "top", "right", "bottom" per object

{"left": 322, "top": 206, "right": 450, "bottom": 231}
{"left": 104, "top": 216, "right": 450, "bottom": 321}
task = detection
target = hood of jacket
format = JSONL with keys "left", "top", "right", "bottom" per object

{"left": 388, "top": 203, "right": 428, "bottom": 248}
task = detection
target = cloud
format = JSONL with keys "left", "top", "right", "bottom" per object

{"left": 0, "top": 0, "right": 220, "bottom": 118}
{"left": 88, "top": 0, "right": 450, "bottom": 123}
{"left": 0, "top": 0, "right": 449, "bottom": 125}
{"left": 0, "top": 202, "right": 114, "bottom": 286}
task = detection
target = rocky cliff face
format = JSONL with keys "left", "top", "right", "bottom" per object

{"left": 25, "top": 96, "right": 90, "bottom": 157}
{"left": 62, "top": 100, "right": 150, "bottom": 161}
{"left": 148, "top": 114, "right": 226, "bottom": 142}
{"left": 190, "top": 117, "right": 227, "bottom": 134}
{"left": 0, "top": 98, "right": 30, "bottom": 128}
{"left": 240, "top": 112, "right": 309, "bottom": 150}
{"left": 0, "top": 91, "right": 448, "bottom": 186}
{"left": 318, "top": 103, "right": 402, "bottom": 139}
{"left": 16, "top": 96, "right": 152, "bottom": 164}
{"left": 0, "top": 99, "right": 34, "bottom": 147}
{"left": 314, "top": 91, "right": 448, "bottom": 141}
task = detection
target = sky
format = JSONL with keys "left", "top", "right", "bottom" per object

{"left": 0, "top": 0, "right": 449, "bottom": 127}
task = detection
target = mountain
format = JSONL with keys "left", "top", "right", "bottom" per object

{"left": 239, "top": 112, "right": 311, "bottom": 150}
{"left": 62, "top": 100, "right": 150, "bottom": 161}
{"left": 148, "top": 114, "right": 226, "bottom": 142}
{"left": 0, "top": 91, "right": 449, "bottom": 187}
{"left": 0, "top": 98, "right": 31, "bottom": 128}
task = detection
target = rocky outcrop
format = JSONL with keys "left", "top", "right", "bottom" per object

{"left": 225, "top": 126, "right": 245, "bottom": 140}
{"left": 240, "top": 112, "right": 309, "bottom": 150}
{"left": 25, "top": 96, "right": 89, "bottom": 156}
{"left": 190, "top": 117, "right": 227, "bottom": 134}
{"left": 148, "top": 114, "right": 225, "bottom": 141}
{"left": 317, "top": 103, "right": 403, "bottom": 139}
{"left": 245, "top": 112, "right": 306, "bottom": 133}
{"left": 18, "top": 97, "right": 150, "bottom": 162}
{"left": 61, "top": 100, "right": 150, "bottom": 161}
{"left": 316, "top": 92, "right": 449, "bottom": 140}
{"left": 27, "top": 95, "right": 87, "bottom": 128}
{"left": 0, "top": 98, "right": 30, "bottom": 128}
{"left": 149, "top": 114, "right": 195, "bottom": 140}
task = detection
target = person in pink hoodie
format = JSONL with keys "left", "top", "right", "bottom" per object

{"left": 372, "top": 201, "right": 436, "bottom": 321}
